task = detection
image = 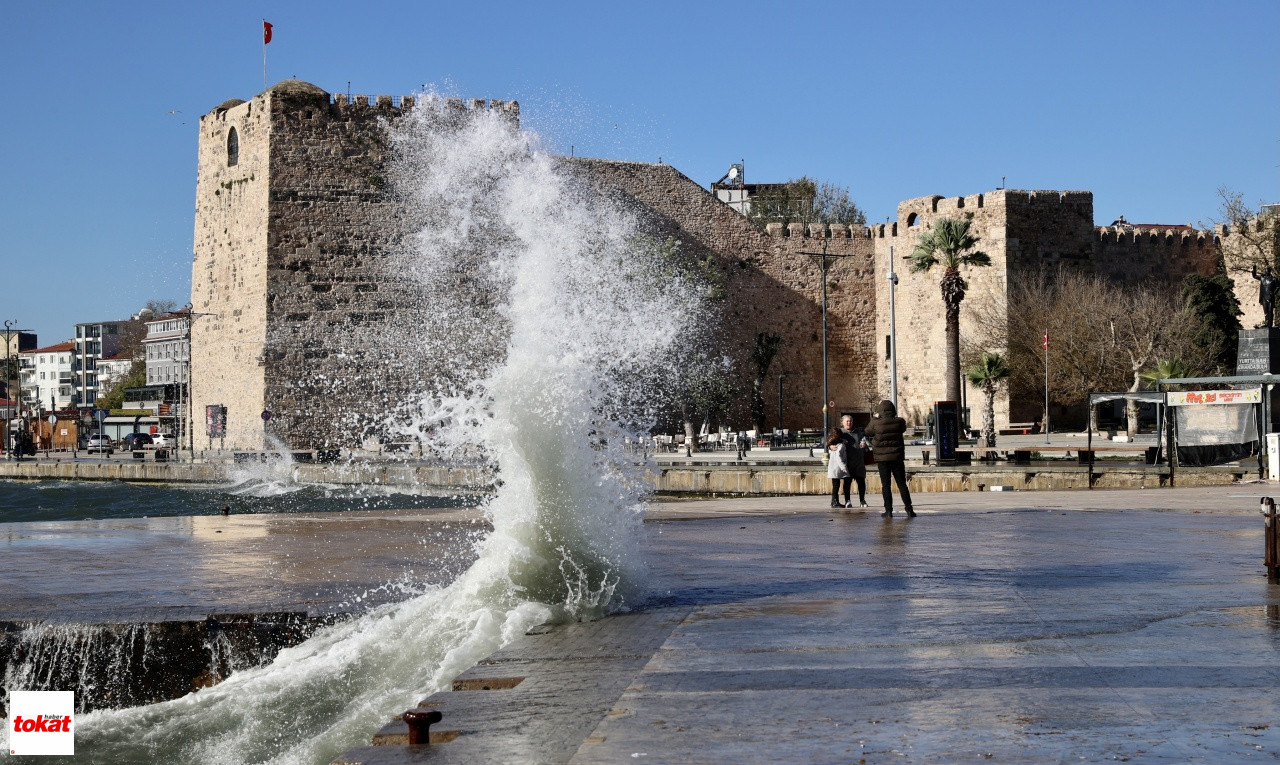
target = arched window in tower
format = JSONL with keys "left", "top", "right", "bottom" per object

{"left": 227, "top": 127, "right": 239, "bottom": 167}
{"left": 906, "top": 212, "right": 919, "bottom": 228}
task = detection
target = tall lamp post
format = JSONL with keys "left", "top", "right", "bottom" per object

{"left": 776, "top": 371, "right": 787, "bottom": 432}
{"left": 887, "top": 246, "right": 899, "bottom": 407}
{"left": 183, "top": 304, "right": 218, "bottom": 462}
{"left": 800, "top": 241, "right": 856, "bottom": 438}
{"left": 4, "top": 320, "right": 32, "bottom": 460}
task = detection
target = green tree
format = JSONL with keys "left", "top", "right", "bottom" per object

{"left": 747, "top": 177, "right": 866, "bottom": 229}
{"left": 964, "top": 352, "right": 1010, "bottom": 448}
{"left": 96, "top": 364, "right": 146, "bottom": 410}
{"left": 749, "top": 332, "right": 781, "bottom": 436}
{"left": 910, "top": 217, "right": 992, "bottom": 403}
{"left": 1181, "top": 274, "right": 1241, "bottom": 373}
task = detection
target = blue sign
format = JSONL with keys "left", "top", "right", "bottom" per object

{"left": 93, "top": 409, "right": 109, "bottom": 420}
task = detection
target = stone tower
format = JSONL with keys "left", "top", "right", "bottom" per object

{"left": 191, "top": 80, "right": 518, "bottom": 451}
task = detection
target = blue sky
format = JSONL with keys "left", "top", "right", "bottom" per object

{"left": 1, "top": 0, "right": 1276, "bottom": 345}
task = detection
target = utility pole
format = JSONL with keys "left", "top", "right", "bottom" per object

{"left": 888, "top": 246, "right": 899, "bottom": 408}
{"left": 800, "top": 242, "right": 856, "bottom": 439}
{"left": 3, "top": 321, "right": 32, "bottom": 460}
{"left": 183, "top": 304, "right": 219, "bottom": 462}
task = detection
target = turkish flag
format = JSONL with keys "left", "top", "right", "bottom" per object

{"left": 263, "top": 21, "right": 273, "bottom": 44}
{"left": 1043, "top": 331, "right": 1049, "bottom": 350}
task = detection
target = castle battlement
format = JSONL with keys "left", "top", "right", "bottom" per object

{"left": 1094, "top": 226, "right": 1216, "bottom": 246}
{"left": 331, "top": 93, "right": 520, "bottom": 119}
{"left": 201, "top": 80, "right": 519, "bottom": 122}
{"left": 763, "top": 222, "right": 871, "bottom": 239}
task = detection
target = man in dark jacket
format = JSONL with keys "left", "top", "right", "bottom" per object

{"left": 863, "top": 400, "right": 915, "bottom": 517}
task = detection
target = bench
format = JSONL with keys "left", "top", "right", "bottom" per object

{"left": 998, "top": 422, "right": 1039, "bottom": 436}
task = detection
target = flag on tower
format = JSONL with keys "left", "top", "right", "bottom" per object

{"left": 263, "top": 21, "right": 273, "bottom": 44}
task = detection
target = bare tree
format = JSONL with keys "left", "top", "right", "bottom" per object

{"left": 1213, "top": 188, "right": 1279, "bottom": 276}
{"left": 967, "top": 267, "right": 1202, "bottom": 433}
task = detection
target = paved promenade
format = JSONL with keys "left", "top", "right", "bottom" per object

{"left": 339, "top": 486, "right": 1280, "bottom": 763}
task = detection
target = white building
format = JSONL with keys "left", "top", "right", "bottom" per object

{"left": 19, "top": 341, "right": 74, "bottom": 413}
{"left": 144, "top": 310, "right": 190, "bottom": 387}
{"left": 72, "top": 320, "right": 127, "bottom": 410}
{"left": 97, "top": 354, "right": 134, "bottom": 395}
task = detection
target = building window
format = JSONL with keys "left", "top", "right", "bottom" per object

{"left": 228, "top": 127, "right": 239, "bottom": 167}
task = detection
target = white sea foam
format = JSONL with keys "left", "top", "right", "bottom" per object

{"left": 57, "top": 96, "right": 696, "bottom": 763}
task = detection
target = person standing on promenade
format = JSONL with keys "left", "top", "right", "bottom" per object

{"left": 864, "top": 400, "right": 915, "bottom": 518}
{"left": 826, "top": 428, "right": 850, "bottom": 508}
{"left": 839, "top": 414, "right": 869, "bottom": 508}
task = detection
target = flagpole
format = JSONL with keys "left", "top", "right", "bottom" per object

{"left": 1044, "top": 328, "right": 1050, "bottom": 445}
{"left": 262, "top": 20, "right": 267, "bottom": 88}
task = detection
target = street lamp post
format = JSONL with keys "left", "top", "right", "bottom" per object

{"left": 3, "top": 320, "right": 32, "bottom": 460}
{"left": 183, "top": 304, "right": 218, "bottom": 462}
{"left": 887, "top": 246, "right": 899, "bottom": 408}
{"left": 776, "top": 371, "right": 787, "bottom": 432}
{"left": 800, "top": 242, "right": 856, "bottom": 439}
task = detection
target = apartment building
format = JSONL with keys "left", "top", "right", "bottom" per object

{"left": 72, "top": 320, "right": 126, "bottom": 410}
{"left": 19, "top": 341, "right": 74, "bottom": 412}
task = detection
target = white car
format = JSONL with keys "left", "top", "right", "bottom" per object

{"left": 151, "top": 433, "right": 176, "bottom": 449}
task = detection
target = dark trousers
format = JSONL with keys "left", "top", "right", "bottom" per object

{"left": 830, "top": 475, "right": 866, "bottom": 505}
{"left": 830, "top": 477, "right": 847, "bottom": 505}
{"left": 848, "top": 473, "right": 866, "bottom": 504}
{"left": 877, "top": 459, "right": 913, "bottom": 511}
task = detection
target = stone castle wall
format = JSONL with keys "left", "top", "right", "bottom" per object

{"left": 194, "top": 80, "right": 1240, "bottom": 449}
{"left": 569, "top": 159, "right": 879, "bottom": 431}
{"left": 192, "top": 94, "right": 271, "bottom": 451}
{"left": 867, "top": 189, "right": 1222, "bottom": 428}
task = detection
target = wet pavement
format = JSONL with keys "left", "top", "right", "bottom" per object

{"left": 1, "top": 509, "right": 485, "bottom": 623}
{"left": 9, "top": 486, "right": 1280, "bottom": 761}
{"left": 338, "top": 486, "right": 1280, "bottom": 763}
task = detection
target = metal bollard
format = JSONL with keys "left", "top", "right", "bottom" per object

{"left": 1263, "top": 497, "right": 1278, "bottom": 580}
{"left": 402, "top": 709, "right": 443, "bottom": 745}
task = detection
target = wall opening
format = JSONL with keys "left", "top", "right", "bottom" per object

{"left": 906, "top": 213, "right": 919, "bottom": 228}
{"left": 227, "top": 128, "right": 239, "bottom": 167}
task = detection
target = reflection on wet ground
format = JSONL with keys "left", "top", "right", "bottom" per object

{"left": 2, "top": 509, "right": 487, "bottom": 622}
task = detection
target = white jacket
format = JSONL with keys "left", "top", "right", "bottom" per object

{"left": 827, "top": 443, "right": 849, "bottom": 479}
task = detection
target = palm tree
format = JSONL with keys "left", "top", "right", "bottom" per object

{"left": 910, "top": 217, "right": 992, "bottom": 403}
{"left": 1140, "top": 358, "right": 1199, "bottom": 391}
{"left": 964, "top": 352, "right": 1010, "bottom": 448}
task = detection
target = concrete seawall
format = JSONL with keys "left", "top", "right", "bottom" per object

{"left": 0, "top": 458, "right": 1253, "bottom": 491}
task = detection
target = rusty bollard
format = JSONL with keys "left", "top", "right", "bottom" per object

{"left": 1263, "top": 497, "right": 1278, "bottom": 580}
{"left": 1265, "top": 497, "right": 1279, "bottom": 580}
{"left": 402, "top": 709, "right": 443, "bottom": 745}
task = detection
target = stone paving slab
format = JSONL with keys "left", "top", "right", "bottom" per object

{"left": 336, "top": 609, "right": 690, "bottom": 764}
{"left": 339, "top": 485, "right": 1280, "bottom": 763}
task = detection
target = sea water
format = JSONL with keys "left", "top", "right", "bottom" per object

{"left": 29, "top": 97, "right": 699, "bottom": 763}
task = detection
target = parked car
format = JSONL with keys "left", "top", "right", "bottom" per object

{"left": 151, "top": 433, "right": 176, "bottom": 449}
{"left": 120, "top": 432, "right": 154, "bottom": 450}
{"left": 85, "top": 433, "right": 114, "bottom": 455}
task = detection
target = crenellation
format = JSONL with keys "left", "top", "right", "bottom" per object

{"left": 375, "top": 95, "right": 392, "bottom": 107}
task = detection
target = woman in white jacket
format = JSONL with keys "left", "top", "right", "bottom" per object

{"left": 826, "top": 427, "right": 849, "bottom": 508}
